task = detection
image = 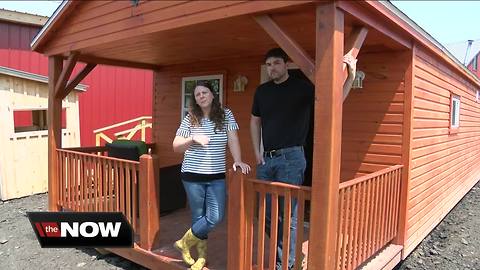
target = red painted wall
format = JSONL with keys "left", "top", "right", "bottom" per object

{"left": 467, "top": 53, "right": 480, "bottom": 78}
{"left": 0, "top": 21, "right": 153, "bottom": 146}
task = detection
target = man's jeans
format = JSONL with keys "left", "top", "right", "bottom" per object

{"left": 182, "top": 179, "right": 226, "bottom": 240}
{"left": 256, "top": 146, "right": 306, "bottom": 269}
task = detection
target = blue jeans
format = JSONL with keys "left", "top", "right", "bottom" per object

{"left": 257, "top": 146, "right": 306, "bottom": 270}
{"left": 182, "top": 179, "right": 226, "bottom": 240}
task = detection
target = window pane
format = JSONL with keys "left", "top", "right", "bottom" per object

{"left": 14, "top": 111, "right": 33, "bottom": 128}
{"left": 14, "top": 109, "right": 48, "bottom": 133}
{"left": 451, "top": 98, "right": 460, "bottom": 128}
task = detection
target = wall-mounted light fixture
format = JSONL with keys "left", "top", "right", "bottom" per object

{"left": 352, "top": 70, "right": 365, "bottom": 89}
{"left": 233, "top": 75, "right": 248, "bottom": 92}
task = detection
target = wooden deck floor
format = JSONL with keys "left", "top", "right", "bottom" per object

{"left": 153, "top": 207, "right": 228, "bottom": 270}
{"left": 143, "top": 207, "right": 309, "bottom": 270}
{"left": 64, "top": 200, "right": 309, "bottom": 269}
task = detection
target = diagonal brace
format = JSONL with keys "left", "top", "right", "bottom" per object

{"left": 343, "top": 27, "right": 368, "bottom": 101}
{"left": 60, "top": 63, "right": 97, "bottom": 100}
{"left": 254, "top": 14, "right": 315, "bottom": 83}
{"left": 55, "top": 52, "right": 79, "bottom": 99}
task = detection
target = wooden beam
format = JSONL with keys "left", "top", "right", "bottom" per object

{"left": 48, "top": 56, "right": 63, "bottom": 211}
{"left": 394, "top": 45, "right": 415, "bottom": 256}
{"left": 139, "top": 154, "right": 160, "bottom": 251}
{"left": 254, "top": 14, "right": 315, "bottom": 83}
{"left": 55, "top": 52, "right": 79, "bottom": 99}
{"left": 40, "top": 1, "right": 314, "bottom": 56}
{"left": 60, "top": 63, "right": 97, "bottom": 99}
{"left": 343, "top": 27, "right": 368, "bottom": 101}
{"left": 77, "top": 55, "right": 160, "bottom": 70}
{"left": 337, "top": 1, "right": 411, "bottom": 49}
{"left": 308, "top": 3, "right": 344, "bottom": 270}
{"left": 227, "top": 170, "right": 246, "bottom": 270}
{"left": 344, "top": 27, "right": 368, "bottom": 58}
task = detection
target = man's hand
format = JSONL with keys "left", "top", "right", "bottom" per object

{"left": 255, "top": 152, "right": 265, "bottom": 165}
{"left": 343, "top": 54, "right": 357, "bottom": 79}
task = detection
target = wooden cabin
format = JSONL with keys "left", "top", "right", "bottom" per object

{"left": 0, "top": 66, "right": 82, "bottom": 200}
{"left": 31, "top": 1, "right": 480, "bottom": 269}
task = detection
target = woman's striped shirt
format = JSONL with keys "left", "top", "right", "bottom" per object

{"left": 176, "top": 108, "right": 239, "bottom": 181}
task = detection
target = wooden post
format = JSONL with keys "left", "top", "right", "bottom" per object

{"left": 308, "top": 3, "right": 344, "bottom": 270}
{"left": 48, "top": 56, "right": 63, "bottom": 211}
{"left": 138, "top": 154, "right": 160, "bottom": 250}
{"left": 394, "top": 45, "right": 415, "bottom": 252}
{"left": 227, "top": 170, "right": 246, "bottom": 270}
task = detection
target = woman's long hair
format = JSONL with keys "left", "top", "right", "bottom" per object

{"left": 189, "top": 80, "right": 225, "bottom": 133}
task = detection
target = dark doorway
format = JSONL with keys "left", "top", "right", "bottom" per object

{"left": 288, "top": 68, "right": 314, "bottom": 187}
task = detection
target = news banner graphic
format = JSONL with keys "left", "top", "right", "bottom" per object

{"left": 27, "top": 212, "right": 133, "bottom": 248}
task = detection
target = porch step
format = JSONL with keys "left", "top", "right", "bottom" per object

{"left": 359, "top": 244, "right": 403, "bottom": 270}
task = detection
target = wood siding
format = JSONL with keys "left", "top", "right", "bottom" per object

{"left": 341, "top": 51, "right": 409, "bottom": 181}
{"left": 38, "top": 1, "right": 312, "bottom": 57}
{"left": 152, "top": 50, "right": 410, "bottom": 181}
{"left": 0, "top": 74, "right": 80, "bottom": 200}
{"left": 404, "top": 45, "right": 480, "bottom": 256}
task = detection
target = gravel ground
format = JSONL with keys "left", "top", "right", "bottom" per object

{"left": 0, "top": 193, "right": 146, "bottom": 270}
{"left": 1, "top": 181, "right": 479, "bottom": 270}
{"left": 396, "top": 181, "right": 480, "bottom": 270}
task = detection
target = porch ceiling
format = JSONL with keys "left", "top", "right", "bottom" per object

{"left": 73, "top": 5, "right": 406, "bottom": 68}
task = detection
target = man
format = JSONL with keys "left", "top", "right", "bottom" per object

{"left": 250, "top": 47, "right": 313, "bottom": 270}
{"left": 250, "top": 48, "right": 356, "bottom": 269}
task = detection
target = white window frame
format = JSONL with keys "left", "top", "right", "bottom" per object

{"left": 450, "top": 94, "right": 460, "bottom": 131}
{"left": 181, "top": 74, "right": 224, "bottom": 120}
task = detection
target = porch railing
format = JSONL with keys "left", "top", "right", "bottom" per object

{"left": 57, "top": 149, "right": 140, "bottom": 229}
{"left": 56, "top": 147, "right": 160, "bottom": 251}
{"left": 93, "top": 116, "right": 152, "bottom": 146}
{"left": 228, "top": 171, "right": 311, "bottom": 270}
{"left": 335, "top": 165, "right": 403, "bottom": 270}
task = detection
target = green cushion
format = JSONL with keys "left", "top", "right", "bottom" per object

{"left": 110, "top": 140, "right": 147, "bottom": 155}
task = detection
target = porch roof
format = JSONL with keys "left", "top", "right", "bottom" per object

{"left": 31, "top": 0, "right": 480, "bottom": 86}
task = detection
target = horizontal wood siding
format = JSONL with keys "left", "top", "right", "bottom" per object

{"left": 404, "top": 46, "right": 480, "bottom": 256}
{"left": 341, "top": 51, "right": 409, "bottom": 181}
{"left": 153, "top": 57, "right": 262, "bottom": 168}
{"left": 41, "top": 1, "right": 312, "bottom": 56}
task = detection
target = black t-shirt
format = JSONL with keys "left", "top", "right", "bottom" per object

{"left": 251, "top": 76, "right": 314, "bottom": 151}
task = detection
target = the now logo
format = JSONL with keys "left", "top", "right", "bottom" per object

{"left": 27, "top": 212, "right": 133, "bottom": 248}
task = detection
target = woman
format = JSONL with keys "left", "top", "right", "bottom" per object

{"left": 172, "top": 81, "right": 250, "bottom": 269}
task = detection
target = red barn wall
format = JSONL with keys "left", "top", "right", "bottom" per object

{"left": 0, "top": 20, "right": 153, "bottom": 146}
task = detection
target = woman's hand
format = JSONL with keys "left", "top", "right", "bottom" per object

{"left": 233, "top": 161, "right": 251, "bottom": 174}
{"left": 192, "top": 135, "right": 210, "bottom": 146}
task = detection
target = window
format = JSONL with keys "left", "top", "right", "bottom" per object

{"left": 181, "top": 74, "right": 223, "bottom": 119}
{"left": 13, "top": 108, "right": 67, "bottom": 133}
{"left": 472, "top": 55, "right": 478, "bottom": 71}
{"left": 449, "top": 94, "right": 460, "bottom": 133}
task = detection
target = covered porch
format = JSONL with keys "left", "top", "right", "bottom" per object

{"left": 34, "top": 1, "right": 414, "bottom": 269}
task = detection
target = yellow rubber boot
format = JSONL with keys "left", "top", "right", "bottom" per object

{"left": 174, "top": 229, "right": 200, "bottom": 266}
{"left": 190, "top": 239, "right": 207, "bottom": 270}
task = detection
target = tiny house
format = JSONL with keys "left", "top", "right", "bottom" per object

{"left": 31, "top": 1, "right": 480, "bottom": 269}
{"left": 0, "top": 66, "right": 82, "bottom": 200}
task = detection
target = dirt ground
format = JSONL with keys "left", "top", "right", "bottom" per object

{"left": 1, "top": 181, "right": 479, "bottom": 270}
{"left": 396, "top": 181, "right": 480, "bottom": 270}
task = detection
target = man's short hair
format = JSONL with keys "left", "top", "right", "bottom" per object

{"left": 264, "top": 48, "right": 289, "bottom": 62}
